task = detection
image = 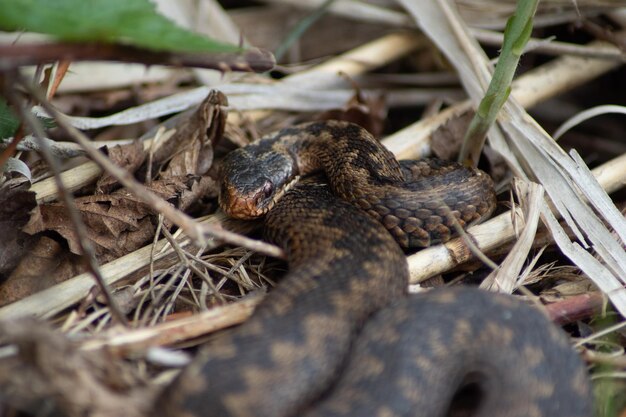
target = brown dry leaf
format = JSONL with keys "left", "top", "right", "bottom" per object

{"left": 0, "top": 320, "right": 151, "bottom": 417}
{"left": 0, "top": 237, "right": 85, "bottom": 307}
{"left": 155, "top": 91, "right": 227, "bottom": 179}
{"left": 430, "top": 111, "right": 472, "bottom": 160}
{"left": 96, "top": 140, "right": 146, "bottom": 194}
{"left": 431, "top": 111, "right": 506, "bottom": 181}
{"left": 23, "top": 176, "right": 213, "bottom": 264}
{"left": 24, "top": 192, "right": 156, "bottom": 263}
{"left": 0, "top": 179, "right": 38, "bottom": 278}
{"left": 317, "top": 87, "right": 387, "bottom": 138}
{"left": 177, "top": 175, "right": 217, "bottom": 212}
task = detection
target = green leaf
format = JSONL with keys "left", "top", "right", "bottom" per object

{"left": 0, "top": 0, "right": 239, "bottom": 53}
{"left": 512, "top": 19, "right": 534, "bottom": 56}
{"left": 0, "top": 98, "right": 20, "bottom": 140}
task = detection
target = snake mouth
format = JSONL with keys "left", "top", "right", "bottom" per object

{"left": 220, "top": 176, "right": 300, "bottom": 219}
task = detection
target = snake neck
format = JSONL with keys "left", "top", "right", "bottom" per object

{"left": 287, "top": 121, "right": 404, "bottom": 199}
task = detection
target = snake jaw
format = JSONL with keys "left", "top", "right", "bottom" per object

{"left": 220, "top": 175, "right": 301, "bottom": 219}
{"left": 219, "top": 182, "right": 268, "bottom": 219}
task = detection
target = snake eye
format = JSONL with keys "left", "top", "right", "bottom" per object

{"left": 253, "top": 180, "right": 275, "bottom": 207}
{"left": 262, "top": 181, "right": 274, "bottom": 199}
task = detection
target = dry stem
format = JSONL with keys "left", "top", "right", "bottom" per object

{"left": 0, "top": 43, "right": 275, "bottom": 73}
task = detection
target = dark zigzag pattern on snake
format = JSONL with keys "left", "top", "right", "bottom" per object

{"left": 155, "top": 121, "right": 592, "bottom": 417}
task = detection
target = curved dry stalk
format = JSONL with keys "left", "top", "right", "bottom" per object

{"left": 0, "top": 42, "right": 275, "bottom": 73}
{"left": 479, "top": 180, "right": 544, "bottom": 293}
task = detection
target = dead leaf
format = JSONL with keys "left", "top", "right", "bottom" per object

{"left": 22, "top": 176, "right": 213, "bottom": 264}
{"left": 317, "top": 84, "right": 387, "bottom": 138}
{"left": 431, "top": 110, "right": 506, "bottom": 182}
{"left": 96, "top": 140, "right": 146, "bottom": 194}
{"left": 23, "top": 191, "right": 159, "bottom": 263}
{"left": 0, "top": 178, "right": 38, "bottom": 278}
{"left": 178, "top": 175, "right": 217, "bottom": 212}
{"left": 0, "top": 237, "right": 85, "bottom": 307}
{"left": 153, "top": 91, "right": 227, "bottom": 179}
{"left": 430, "top": 111, "right": 472, "bottom": 160}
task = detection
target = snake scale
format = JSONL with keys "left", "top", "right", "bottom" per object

{"left": 156, "top": 121, "right": 592, "bottom": 417}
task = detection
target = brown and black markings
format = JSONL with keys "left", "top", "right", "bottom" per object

{"left": 157, "top": 121, "right": 592, "bottom": 417}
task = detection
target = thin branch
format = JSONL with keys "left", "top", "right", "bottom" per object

{"left": 0, "top": 42, "right": 275, "bottom": 73}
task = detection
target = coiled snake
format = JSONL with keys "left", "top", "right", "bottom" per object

{"left": 157, "top": 121, "right": 592, "bottom": 417}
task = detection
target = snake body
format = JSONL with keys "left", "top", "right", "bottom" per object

{"left": 157, "top": 121, "right": 592, "bottom": 417}
{"left": 219, "top": 121, "right": 495, "bottom": 248}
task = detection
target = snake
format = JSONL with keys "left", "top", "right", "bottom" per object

{"left": 156, "top": 121, "right": 592, "bottom": 417}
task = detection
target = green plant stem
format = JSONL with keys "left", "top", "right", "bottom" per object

{"left": 459, "top": 0, "right": 539, "bottom": 168}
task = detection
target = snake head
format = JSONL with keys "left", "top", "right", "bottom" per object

{"left": 219, "top": 144, "right": 299, "bottom": 219}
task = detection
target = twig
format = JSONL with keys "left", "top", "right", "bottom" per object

{"left": 545, "top": 291, "right": 605, "bottom": 325}
{"left": 480, "top": 180, "right": 544, "bottom": 293}
{"left": 80, "top": 292, "right": 262, "bottom": 354}
{"left": 2, "top": 135, "right": 87, "bottom": 158}
{"left": 5, "top": 75, "right": 129, "bottom": 327}
{"left": 0, "top": 42, "right": 275, "bottom": 73}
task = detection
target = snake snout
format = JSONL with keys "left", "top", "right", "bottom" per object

{"left": 219, "top": 177, "right": 276, "bottom": 219}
